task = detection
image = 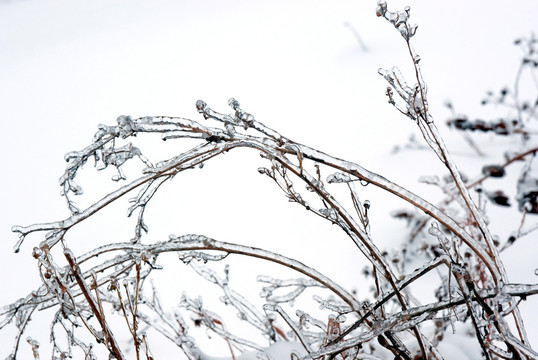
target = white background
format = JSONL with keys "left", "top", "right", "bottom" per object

{"left": 1, "top": 1, "right": 537, "bottom": 358}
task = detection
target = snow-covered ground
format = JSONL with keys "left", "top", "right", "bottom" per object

{"left": 1, "top": 1, "right": 537, "bottom": 358}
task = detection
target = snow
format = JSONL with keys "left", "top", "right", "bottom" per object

{"left": 1, "top": 0, "right": 538, "bottom": 359}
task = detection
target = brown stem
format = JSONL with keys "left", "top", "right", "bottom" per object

{"left": 64, "top": 249, "right": 125, "bottom": 360}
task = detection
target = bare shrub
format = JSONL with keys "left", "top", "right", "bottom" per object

{"left": 2, "top": 1, "right": 538, "bottom": 359}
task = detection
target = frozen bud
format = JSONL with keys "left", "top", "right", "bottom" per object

{"left": 428, "top": 225, "right": 442, "bottom": 237}
{"left": 376, "top": 0, "right": 387, "bottom": 17}
{"left": 257, "top": 167, "right": 269, "bottom": 175}
{"left": 228, "top": 97, "right": 240, "bottom": 110}
{"left": 32, "top": 247, "right": 42, "bottom": 259}
{"left": 378, "top": 67, "right": 391, "bottom": 79}
{"left": 116, "top": 115, "right": 129, "bottom": 126}
{"left": 407, "top": 24, "right": 418, "bottom": 38}
{"left": 319, "top": 208, "right": 337, "bottom": 220}
{"left": 363, "top": 200, "right": 371, "bottom": 210}
{"left": 195, "top": 100, "right": 207, "bottom": 113}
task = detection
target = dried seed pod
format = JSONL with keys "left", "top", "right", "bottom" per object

{"left": 482, "top": 165, "right": 506, "bottom": 178}
{"left": 486, "top": 190, "right": 511, "bottom": 206}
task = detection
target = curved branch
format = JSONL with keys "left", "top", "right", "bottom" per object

{"left": 73, "top": 234, "right": 361, "bottom": 311}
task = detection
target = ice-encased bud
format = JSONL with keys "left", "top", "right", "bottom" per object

{"left": 228, "top": 97, "right": 240, "bottom": 110}
{"left": 257, "top": 167, "right": 269, "bottom": 175}
{"left": 378, "top": 67, "right": 391, "bottom": 79}
{"left": 408, "top": 24, "right": 418, "bottom": 38}
{"left": 319, "top": 208, "right": 337, "bottom": 220}
{"left": 195, "top": 100, "right": 207, "bottom": 113}
{"left": 428, "top": 224, "right": 442, "bottom": 237}
{"left": 376, "top": 0, "right": 387, "bottom": 17}
{"left": 32, "top": 247, "right": 42, "bottom": 259}
{"left": 116, "top": 115, "right": 128, "bottom": 125}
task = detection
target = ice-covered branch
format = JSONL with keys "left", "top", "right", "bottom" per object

{"left": 376, "top": 1, "right": 535, "bottom": 355}
{"left": 5, "top": 4, "right": 538, "bottom": 355}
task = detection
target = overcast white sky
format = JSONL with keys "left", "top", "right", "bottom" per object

{"left": 1, "top": 1, "right": 537, "bottom": 358}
